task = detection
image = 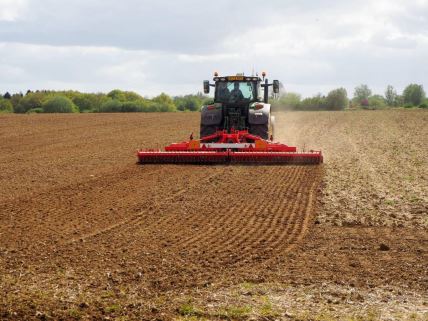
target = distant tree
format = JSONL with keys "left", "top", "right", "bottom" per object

{"left": 123, "top": 91, "right": 143, "bottom": 101}
{"left": 403, "top": 84, "right": 425, "bottom": 106}
{"left": 10, "top": 94, "right": 23, "bottom": 112}
{"left": 419, "top": 99, "right": 428, "bottom": 109}
{"left": 3, "top": 92, "right": 11, "bottom": 99}
{"left": 71, "top": 93, "right": 108, "bottom": 112}
{"left": 368, "top": 95, "right": 386, "bottom": 109}
{"left": 272, "top": 92, "right": 301, "bottom": 110}
{"left": 326, "top": 88, "right": 348, "bottom": 110}
{"left": 299, "top": 94, "right": 327, "bottom": 111}
{"left": 107, "top": 89, "right": 127, "bottom": 102}
{"left": 26, "top": 90, "right": 32, "bottom": 95}
{"left": 174, "top": 95, "right": 204, "bottom": 111}
{"left": 121, "top": 99, "right": 151, "bottom": 112}
{"left": 394, "top": 95, "right": 404, "bottom": 107}
{"left": 152, "top": 93, "right": 176, "bottom": 112}
{"left": 353, "top": 84, "right": 372, "bottom": 104}
{"left": 100, "top": 99, "right": 123, "bottom": 112}
{"left": 107, "top": 89, "right": 143, "bottom": 102}
{"left": 43, "top": 95, "right": 79, "bottom": 113}
{"left": 384, "top": 85, "right": 397, "bottom": 106}
{"left": 0, "top": 98, "right": 13, "bottom": 113}
{"left": 15, "top": 92, "right": 45, "bottom": 113}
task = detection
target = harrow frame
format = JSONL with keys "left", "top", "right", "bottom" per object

{"left": 137, "top": 130, "right": 323, "bottom": 165}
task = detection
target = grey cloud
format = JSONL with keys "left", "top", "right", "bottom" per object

{"left": 0, "top": 0, "right": 427, "bottom": 97}
{"left": 0, "top": 0, "right": 293, "bottom": 53}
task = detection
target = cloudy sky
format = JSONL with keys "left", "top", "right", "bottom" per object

{"left": 0, "top": 0, "right": 427, "bottom": 97}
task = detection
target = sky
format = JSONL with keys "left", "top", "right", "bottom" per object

{"left": 0, "top": 0, "right": 427, "bottom": 98}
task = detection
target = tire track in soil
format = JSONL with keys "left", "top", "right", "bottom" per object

{"left": 0, "top": 114, "right": 323, "bottom": 293}
{"left": 67, "top": 164, "right": 323, "bottom": 286}
{"left": 65, "top": 167, "right": 229, "bottom": 245}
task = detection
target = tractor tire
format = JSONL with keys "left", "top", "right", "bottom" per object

{"left": 200, "top": 125, "right": 217, "bottom": 138}
{"left": 249, "top": 124, "right": 269, "bottom": 140}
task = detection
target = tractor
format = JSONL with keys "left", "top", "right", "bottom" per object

{"left": 200, "top": 72, "right": 279, "bottom": 140}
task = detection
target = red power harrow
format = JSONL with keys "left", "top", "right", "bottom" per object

{"left": 137, "top": 129, "right": 323, "bottom": 165}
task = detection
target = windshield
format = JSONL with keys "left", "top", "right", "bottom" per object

{"left": 216, "top": 81, "right": 256, "bottom": 103}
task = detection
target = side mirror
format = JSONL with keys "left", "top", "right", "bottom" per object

{"left": 273, "top": 80, "right": 280, "bottom": 94}
{"left": 203, "top": 80, "right": 210, "bottom": 94}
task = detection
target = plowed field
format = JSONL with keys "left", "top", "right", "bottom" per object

{"left": 0, "top": 111, "right": 426, "bottom": 320}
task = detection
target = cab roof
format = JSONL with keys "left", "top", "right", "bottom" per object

{"left": 213, "top": 75, "right": 261, "bottom": 82}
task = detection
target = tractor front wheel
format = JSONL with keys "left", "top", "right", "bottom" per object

{"left": 249, "top": 124, "right": 269, "bottom": 140}
{"left": 200, "top": 125, "right": 217, "bottom": 139}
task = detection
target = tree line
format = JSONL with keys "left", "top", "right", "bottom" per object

{"left": 272, "top": 83, "right": 427, "bottom": 111}
{"left": 0, "top": 83, "right": 426, "bottom": 114}
{"left": 0, "top": 89, "right": 210, "bottom": 114}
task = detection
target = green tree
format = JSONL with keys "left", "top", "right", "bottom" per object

{"left": 272, "top": 92, "right": 301, "bottom": 110}
{"left": 368, "top": 95, "right": 386, "bottom": 109}
{"left": 299, "top": 94, "right": 327, "bottom": 111}
{"left": 123, "top": 91, "right": 143, "bottom": 101}
{"left": 403, "top": 84, "right": 425, "bottom": 106}
{"left": 326, "top": 88, "right": 348, "bottom": 110}
{"left": 107, "top": 89, "right": 127, "bottom": 102}
{"left": 15, "top": 92, "right": 45, "bottom": 113}
{"left": 353, "top": 84, "right": 372, "bottom": 104}
{"left": 384, "top": 85, "right": 397, "bottom": 106}
{"left": 121, "top": 99, "right": 152, "bottom": 112}
{"left": 72, "top": 93, "right": 109, "bottom": 112}
{"left": 99, "top": 99, "right": 123, "bottom": 112}
{"left": 174, "top": 95, "right": 203, "bottom": 111}
{"left": 43, "top": 95, "right": 79, "bottom": 113}
{"left": 0, "top": 98, "right": 13, "bottom": 113}
{"left": 107, "top": 89, "right": 143, "bottom": 102}
{"left": 152, "top": 93, "right": 176, "bottom": 112}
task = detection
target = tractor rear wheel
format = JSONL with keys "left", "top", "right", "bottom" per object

{"left": 249, "top": 124, "right": 269, "bottom": 140}
{"left": 200, "top": 125, "right": 217, "bottom": 138}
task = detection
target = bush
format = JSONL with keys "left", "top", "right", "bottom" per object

{"left": 15, "top": 92, "right": 45, "bottom": 113}
{"left": 26, "top": 107, "right": 44, "bottom": 114}
{"left": 404, "top": 103, "right": 414, "bottom": 108}
{"left": 368, "top": 95, "right": 386, "bottom": 109}
{"left": 418, "top": 100, "right": 428, "bottom": 108}
{"left": 353, "top": 84, "right": 372, "bottom": 102}
{"left": 152, "top": 93, "right": 176, "bottom": 112}
{"left": 121, "top": 100, "right": 152, "bottom": 112}
{"left": 43, "top": 95, "right": 79, "bottom": 113}
{"left": 99, "top": 99, "right": 123, "bottom": 112}
{"left": 272, "top": 92, "right": 301, "bottom": 110}
{"left": 74, "top": 93, "right": 109, "bottom": 112}
{"left": 107, "top": 89, "right": 143, "bottom": 102}
{"left": 0, "top": 98, "right": 13, "bottom": 113}
{"left": 403, "top": 84, "right": 425, "bottom": 106}
{"left": 299, "top": 95, "right": 327, "bottom": 111}
{"left": 174, "top": 95, "right": 204, "bottom": 111}
{"left": 326, "top": 88, "right": 348, "bottom": 110}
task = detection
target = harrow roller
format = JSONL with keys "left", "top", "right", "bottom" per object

{"left": 138, "top": 130, "right": 323, "bottom": 165}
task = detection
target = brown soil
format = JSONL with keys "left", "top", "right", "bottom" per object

{"left": 275, "top": 109, "right": 428, "bottom": 228}
{"left": 0, "top": 112, "right": 426, "bottom": 320}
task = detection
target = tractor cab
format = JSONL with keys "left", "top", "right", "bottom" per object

{"left": 201, "top": 73, "right": 279, "bottom": 139}
{"left": 213, "top": 75, "right": 261, "bottom": 105}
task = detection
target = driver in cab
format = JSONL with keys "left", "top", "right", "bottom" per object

{"left": 229, "top": 82, "right": 244, "bottom": 102}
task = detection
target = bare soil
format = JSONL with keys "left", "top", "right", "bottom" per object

{"left": 275, "top": 109, "right": 428, "bottom": 228}
{"left": 0, "top": 111, "right": 426, "bottom": 320}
